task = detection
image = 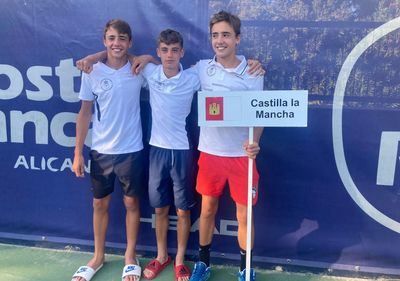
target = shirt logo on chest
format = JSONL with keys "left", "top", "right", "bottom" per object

{"left": 100, "top": 78, "right": 113, "bottom": 91}
{"left": 207, "top": 65, "right": 216, "bottom": 76}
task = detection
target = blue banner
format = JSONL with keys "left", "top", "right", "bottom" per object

{"left": 1, "top": 0, "right": 400, "bottom": 275}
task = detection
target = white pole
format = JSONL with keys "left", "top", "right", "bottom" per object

{"left": 245, "top": 126, "right": 254, "bottom": 281}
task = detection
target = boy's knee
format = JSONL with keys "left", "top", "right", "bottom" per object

{"left": 93, "top": 198, "right": 109, "bottom": 212}
{"left": 155, "top": 206, "right": 169, "bottom": 218}
{"left": 236, "top": 206, "right": 248, "bottom": 224}
{"left": 201, "top": 205, "right": 217, "bottom": 218}
{"left": 176, "top": 208, "right": 190, "bottom": 218}
{"left": 123, "top": 196, "right": 139, "bottom": 211}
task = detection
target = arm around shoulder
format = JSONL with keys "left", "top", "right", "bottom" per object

{"left": 76, "top": 51, "right": 107, "bottom": 73}
{"left": 130, "top": 54, "right": 160, "bottom": 75}
{"left": 247, "top": 59, "right": 266, "bottom": 77}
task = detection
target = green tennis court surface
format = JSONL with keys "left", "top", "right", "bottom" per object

{"left": 0, "top": 243, "right": 398, "bottom": 281}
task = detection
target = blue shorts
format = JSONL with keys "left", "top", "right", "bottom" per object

{"left": 89, "top": 150, "right": 145, "bottom": 199}
{"left": 148, "top": 146, "right": 195, "bottom": 210}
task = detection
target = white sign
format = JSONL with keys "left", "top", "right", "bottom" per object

{"left": 198, "top": 90, "right": 308, "bottom": 127}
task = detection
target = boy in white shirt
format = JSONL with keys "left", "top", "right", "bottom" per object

{"left": 189, "top": 11, "right": 264, "bottom": 281}
{"left": 140, "top": 29, "right": 200, "bottom": 281}
{"left": 72, "top": 19, "right": 145, "bottom": 281}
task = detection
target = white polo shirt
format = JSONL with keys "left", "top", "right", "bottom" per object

{"left": 79, "top": 61, "right": 145, "bottom": 154}
{"left": 142, "top": 63, "right": 200, "bottom": 150}
{"left": 192, "top": 55, "right": 264, "bottom": 156}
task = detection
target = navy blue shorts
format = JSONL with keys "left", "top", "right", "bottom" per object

{"left": 89, "top": 150, "right": 145, "bottom": 199}
{"left": 148, "top": 146, "right": 195, "bottom": 210}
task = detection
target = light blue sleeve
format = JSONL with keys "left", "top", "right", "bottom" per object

{"left": 78, "top": 72, "right": 94, "bottom": 101}
{"left": 252, "top": 75, "right": 264, "bottom": 91}
{"left": 142, "top": 63, "right": 157, "bottom": 79}
{"left": 184, "top": 62, "right": 201, "bottom": 91}
{"left": 185, "top": 61, "right": 199, "bottom": 76}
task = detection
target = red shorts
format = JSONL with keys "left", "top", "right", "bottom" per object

{"left": 196, "top": 152, "right": 259, "bottom": 206}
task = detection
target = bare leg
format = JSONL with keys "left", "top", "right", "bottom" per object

{"left": 199, "top": 195, "right": 219, "bottom": 246}
{"left": 123, "top": 195, "right": 141, "bottom": 281}
{"left": 176, "top": 208, "right": 191, "bottom": 281}
{"left": 236, "top": 203, "right": 254, "bottom": 251}
{"left": 155, "top": 206, "right": 170, "bottom": 262}
{"left": 143, "top": 206, "right": 170, "bottom": 279}
{"left": 73, "top": 196, "right": 110, "bottom": 281}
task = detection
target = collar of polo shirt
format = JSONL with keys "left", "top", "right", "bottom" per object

{"left": 159, "top": 63, "right": 184, "bottom": 82}
{"left": 209, "top": 55, "right": 248, "bottom": 75}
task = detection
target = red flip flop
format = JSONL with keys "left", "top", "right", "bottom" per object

{"left": 143, "top": 256, "right": 172, "bottom": 280}
{"left": 174, "top": 262, "right": 191, "bottom": 281}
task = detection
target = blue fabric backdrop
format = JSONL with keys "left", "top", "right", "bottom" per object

{"left": 0, "top": 0, "right": 400, "bottom": 275}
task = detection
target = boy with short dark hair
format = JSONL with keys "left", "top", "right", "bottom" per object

{"left": 140, "top": 29, "right": 200, "bottom": 281}
{"left": 71, "top": 19, "right": 145, "bottom": 281}
{"left": 189, "top": 11, "right": 264, "bottom": 281}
